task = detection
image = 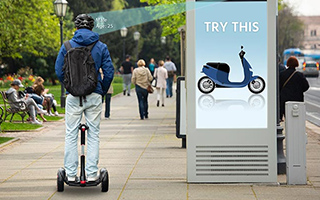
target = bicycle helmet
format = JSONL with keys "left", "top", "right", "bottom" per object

{"left": 74, "top": 14, "right": 94, "bottom": 30}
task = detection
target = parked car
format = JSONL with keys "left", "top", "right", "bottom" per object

{"left": 300, "top": 61, "right": 319, "bottom": 77}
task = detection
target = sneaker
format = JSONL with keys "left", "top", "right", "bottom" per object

{"left": 31, "top": 120, "right": 42, "bottom": 125}
{"left": 87, "top": 175, "right": 99, "bottom": 182}
{"left": 162, "top": 104, "right": 165, "bottom": 107}
{"left": 123, "top": 90, "right": 126, "bottom": 95}
{"left": 157, "top": 100, "right": 159, "bottom": 107}
{"left": 127, "top": 93, "right": 130, "bottom": 96}
{"left": 37, "top": 109, "right": 47, "bottom": 115}
{"left": 54, "top": 111, "right": 59, "bottom": 116}
{"left": 68, "top": 176, "right": 79, "bottom": 182}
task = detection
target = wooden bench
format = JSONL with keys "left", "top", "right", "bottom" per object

{"left": 0, "top": 91, "right": 28, "bottom": 123}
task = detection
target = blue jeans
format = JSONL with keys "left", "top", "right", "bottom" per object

{"left": 166, "top": 77, "right": 174, "bottom": 97}
{"left": 29, "top": 93, "right": 44, "bottom": 105}
{"left": 104, "top": 94, "right": 111, "bottom": 118}
{"left": 122, "top": 74, "right": 132, "bottom": 94}
{"left": 135, "top": 85, "right": 149, "bottom": 119}
{"left": 64, "top": 93, "right": 102, "bottom": 178}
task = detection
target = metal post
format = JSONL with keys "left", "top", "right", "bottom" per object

{"left": 180, "top": 27, "right": 186, "bottom": 76}
{"left": 60, "top": 19, "right": 66, "bottom": 108}
{"left": 135, "top": 40, "right": 139, "bottom": 60}
{"left": 276, "top": 5, "right": 286, "bottom": 174}
{"left": 123, "top": 38, "right": 126, "bottom": 62}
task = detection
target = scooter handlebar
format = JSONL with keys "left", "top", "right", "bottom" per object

{"left": 239, "top": 50, "right": 245, "bottom": 59}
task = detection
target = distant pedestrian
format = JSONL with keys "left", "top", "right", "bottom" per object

{"left": 120, "top": 55, "right": 133, "bottom": 96}
{"left": 104, "top": 85, "right": 113, "bottom": 119}
{"left": 278, "top": 55, "right": 286, "bottom": 73}
{"left": 154, "top": 60, "right": 168, "bottom": 107}
{"left": 132, "top": 59, "right": 153, "bottom": 120}
{"left": 280, "top": 56, "right": 309, "bottom": 120}
{"left": 148, "top": 58, "right": 157, "bottom": 76}
{"left": 164, "top": 56, "right": 176, "bottom": 98}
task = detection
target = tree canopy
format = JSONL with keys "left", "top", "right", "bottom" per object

{"left": 0, "top": 0, "right": 71, "bottom": 58}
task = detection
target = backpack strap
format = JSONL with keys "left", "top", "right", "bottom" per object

{"left": 282, "top": 71, "right": 297, "bottom": 89}
{"left": 64, "top": 40, "right": 72, "bottom": 51}
{"left": 86, "top": 41, "right": 98, "bottom": 52}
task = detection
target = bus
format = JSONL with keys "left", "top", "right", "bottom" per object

{"left": 283, "top": 48, "right": 320, "bottom": 65}
{"left": 282, "top": 48, "right": 303, "bottom": 65}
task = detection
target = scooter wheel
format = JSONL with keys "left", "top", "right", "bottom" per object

{"left": 198, "top": 76, "right": 215, "bottom": 94}
{"left": 248, "top": 77, "right": 265, "bottom": 94}
{"left": 57, "top": 168, "right": 65, "bottom": 192}
{"left": 101, "top": 169, "right": 109, "bottom": 192}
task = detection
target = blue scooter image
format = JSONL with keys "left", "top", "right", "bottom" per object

{"left": 198, "top": 46, "right": 265, "bottom": 94}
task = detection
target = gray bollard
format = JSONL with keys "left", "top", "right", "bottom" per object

{"left": 285, "top": 102, "right": 307, "bottom": 185}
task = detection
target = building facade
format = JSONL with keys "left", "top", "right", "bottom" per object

{"left": 299, "top": 16, "right": 320, "bottom": 50}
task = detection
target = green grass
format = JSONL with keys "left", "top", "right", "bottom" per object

{"left": 0, "top": 136, "right": 14, "bottom": 144}
{"left": 1, "top": 122, "right": 41, "bottom": 131}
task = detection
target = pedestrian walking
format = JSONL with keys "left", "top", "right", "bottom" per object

{"left": 120, "top": 55, "right": 133, "bottom": 96}
{"left": 148, "top": 58, "right": 157, "bottom": 76}
{"left": 280, "top": 56, "right": 309, "bottom": 120}
{"left": 164, "top": 56, "right": 177, "bottom": 98}
{"left": 55, "top": 14, "right": 114, "bottom": 182}
{"left": 131, "top": 59, "right": 153, "bottom": 120}
{"left": 104, "top": 85, "right": 113, "bottom": 119}
{"left": 154, "top": 60, "right": 168, "bottom": 107}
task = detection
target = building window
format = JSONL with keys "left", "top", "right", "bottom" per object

{"left": 311, "top": 30, "right": 317, "bottom": 36}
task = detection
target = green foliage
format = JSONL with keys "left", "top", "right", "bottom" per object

{"left": 140, "top": 0, "right": 185, "bottom": 41}
{"left": 278, "top": 1, "right": 304, "bottom": 54}
{"left": 0, "top": 0, "right": 59, "bottom": 58}
{"left": 0, "top": 0, "right": 74, "bottom": 83}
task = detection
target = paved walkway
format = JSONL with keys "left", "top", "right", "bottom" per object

{"left": 0, "top": 88, "right": 320, "bottom": 200}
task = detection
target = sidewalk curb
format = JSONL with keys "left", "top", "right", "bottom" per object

{"left": 0, "top": 138, "right": 20, "bottom": 149}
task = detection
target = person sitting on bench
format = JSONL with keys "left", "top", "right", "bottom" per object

{"left": 6, "top": 79, "right": 47, "bottom": 125}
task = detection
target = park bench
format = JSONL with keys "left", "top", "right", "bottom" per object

{"left": 0, "top": 91, "right": 28, "bottom": 123}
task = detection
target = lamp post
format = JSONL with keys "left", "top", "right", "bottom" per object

{"left": 133, "top": 31, "right": 140, "bottom": 61}
{"left": 161, "top": 36, "right": 166, "bottom": 58}
{"left": 54, "top": 0, "right": 68, "bottom": 108}
{"left": 120, "top": 27, "right": 128, "bottom": 61}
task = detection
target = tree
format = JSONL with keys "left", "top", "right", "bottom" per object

{"left": 0, "top": 0, "right": 62, "bottom": 58}
{"left": 0, "top": 0, "right": 74, "bottom": 83}
{"left": 278, "top": 0, "right": 304, "bottom": 55}
{"left": 140, "top": 0, "right": 185, "bottom": 41}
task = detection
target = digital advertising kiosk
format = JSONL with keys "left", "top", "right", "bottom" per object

{"left": 186, "top": 0, "right": 277, "bottom": 183}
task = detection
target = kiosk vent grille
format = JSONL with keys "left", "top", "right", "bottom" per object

{"left": 195, "top": 145, "right": 269, "bottom": 176}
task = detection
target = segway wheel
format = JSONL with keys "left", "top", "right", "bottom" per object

{"left": 248, "top": 77, "right": 265, "bottom": 94}
{"left": 57, "top": 168, "right": 65, "bottom": 192}
{"left": 101, "top": 170, "right": 109, "bottom": 192}
{"left": 198, "top": 76, "right": 215, "bottom": 94}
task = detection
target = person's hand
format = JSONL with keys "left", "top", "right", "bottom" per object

{"left": 44, "top": 89, "right": 49, "bottom": 94}
{"left": 25, "top": 93, "right": 29, "bottom": 99}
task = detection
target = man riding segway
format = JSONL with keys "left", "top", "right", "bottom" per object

{"left": 55, "top": 14, "right": 114, "bottom": 192}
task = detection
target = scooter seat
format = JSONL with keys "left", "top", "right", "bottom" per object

{"left": 206, "top": 62, "right": 230, "bottom": 73}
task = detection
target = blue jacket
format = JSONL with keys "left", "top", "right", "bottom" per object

{"left": 55, "top": 28, "right": 114, "bottom": 96}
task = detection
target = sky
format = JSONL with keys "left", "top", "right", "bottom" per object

{"left": 284, "top": 0, "right": 320, "bottom": 16}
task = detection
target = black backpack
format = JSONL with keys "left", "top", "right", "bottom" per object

{"left": 62, "top": 40, "right": 98, "bottom": 106}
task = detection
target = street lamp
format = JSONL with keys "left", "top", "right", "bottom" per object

{"left": 133, "top": 31, "right": 140, "bottom": 60}
{"left": 54, "top": 0, "right": 68, "bottom": 108}
{"left": 120, "top": 27, "right": 128, "bottom": 61}
{"left": 161, "top": 36, "right": 166, "bottom": 45}
{"left": 161, "top": 36, "right": 166, "bottom": 58}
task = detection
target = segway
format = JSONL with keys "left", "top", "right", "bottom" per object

{"left": 57, "top": 124, "right": 109, "bottom": 192}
